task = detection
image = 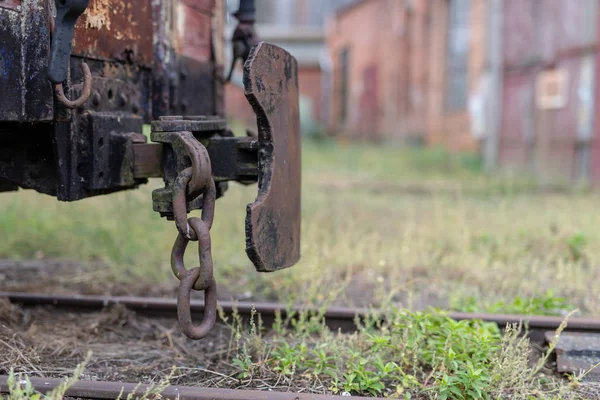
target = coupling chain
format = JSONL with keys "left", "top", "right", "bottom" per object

{"left": 170, "top": 140, "right": 218, "bottom": 340}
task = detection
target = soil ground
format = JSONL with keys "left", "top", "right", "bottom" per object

{"left": 2, "top": 260, "right": 600, "bottom": 399}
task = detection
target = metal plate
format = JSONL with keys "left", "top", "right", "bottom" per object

{"left": 243, "top": 42, "right": 301, "bottom": 272}
{"left": 72, "top": 0, "right": 154, "bottom": 66}
{"left": 545, "top": 331, "right": 600, "bottom": 378}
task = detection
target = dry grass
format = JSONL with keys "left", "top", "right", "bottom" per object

{"left": 0, "top": 141, "right": 599, "bottom": 316}
{"left": 2, "top": 295, "right": 597, "bottom": 399}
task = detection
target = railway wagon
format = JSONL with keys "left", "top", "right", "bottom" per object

{"left": 0, "top": 0, "right": 301, "bottom": 339}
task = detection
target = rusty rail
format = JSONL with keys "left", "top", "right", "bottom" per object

{"left": 2, "top": 292, "right": 599, "bottom": 334}
{"left": 0, "top": 376, "right": 365, "bottom": 400}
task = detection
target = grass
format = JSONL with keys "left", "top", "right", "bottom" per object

{"left": 1, "top": 139, "right": 598, "bottom": 314}
{"left": 1, "top": 138, "right": 600, "bottom": 397}
{"left": 2, "top": 353, "right": 174, "bottom": 400}
{"left": 224, "top": 304, "right": 592, "bottom": 399}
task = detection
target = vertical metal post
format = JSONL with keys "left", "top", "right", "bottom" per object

{"left": 483, "top": 0, "right": 503, "bottom": 171}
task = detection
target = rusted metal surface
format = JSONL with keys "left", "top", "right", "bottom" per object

{"left": 447, "top": 312, "right": 600, "bottom": 332}
{"left": 177, "top": 269, "right": 217, "bottom": 340}
{"left": 151, "top": 0, "right": 218, "bottom": 119}
{"left": 150, "top": 122, "right": 224, "bottom": 217}
{"left": 0, "top": 376, "right": 363, "bottom": 400}
{"left": 170, "top": 164, "right": 217, "bottom": 338}
{"left": 172, "top": 217, "right": 214, "bottom": 289}
{"left": 206, "top": 136, "right": 259, "bottom": 182}
{"left": 170, "top": 138, "right": 215, "bottom": 227}
{"left": 85, "top": 60, "right": 151, "bottom": 120}
{"left": 132, "top": 135, "right": 258, "bottom": 182}
{"left": 244, "top": 42, "right": 301, "bottom": 272}
{"left": 22, "top": 0, "right": 54, "bottom": 121}
{"left": 151, "top": 116, "right": 226, "bottom": 133}
{"left": 48, "top": 0, "right": 90, "bottom": 84}
{"left": 133, "top": 143, "right": 163, "bottom": 178}
{"left": 55, "top": 111, "right": 145, "bottom": 195}
{"left": 150, "top": 127, "right": 219, "bottom": 339}
{"left": 2, "top": 0, "right": 302, "bottom": 319}
{"left": 0, "top": 124, "right": 59, "bottom": 196}
{"left": 545, "top": 332, "right": 600, "bottom": 377}
{"left": 0, "top": 7, "right": 24, "bottom": 120}
{"left": 1, "top": 0, "right": 226, "bottom": 199}
{"left": 72, "top": 0, "right": 153, "bottom": 66}
{"left": 0, "top": 178, "right": 17, "bottom": 192}
{"left": 55, "top": 62, "right": 92, "bottom": 108}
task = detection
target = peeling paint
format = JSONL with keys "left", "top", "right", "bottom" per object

{"left": 85, "top": 0, "right": 111, "bottom": 30}
{"left": 73, "top": 0, "right": 153, "bottom": 65}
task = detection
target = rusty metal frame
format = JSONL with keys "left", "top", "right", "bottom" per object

{"left": 0, "top": 0, "right": 225, "bottom": 201}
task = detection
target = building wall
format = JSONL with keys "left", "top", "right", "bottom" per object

{"left": 224, "top": 0, "right": 355, "bottom": 129}
{"left": 327, "top": 0, "right": 484, "bottom": 145}
{"left": 225, "top": 79, "right": 257, "bottom": 130}
{"left": 298, "top": 67, "right": 324, "bottom": 123}
{"left": 225, "top": 65, "right": 325, "bottom": 131}
{"left": 326, "top": 0, "right": 600, "bottom": 184}
{"left": 426, "top": 0, "right": 487, "bottom": 153}
{"left": 498, "top": 0, "right": 598, "bottom": 183}
{"left": 327, "top": 0, "right": 430, "bottom": 141}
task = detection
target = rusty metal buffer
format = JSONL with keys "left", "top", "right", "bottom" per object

{"left": 0, "top": 0, "right": 301, "bottom": 339}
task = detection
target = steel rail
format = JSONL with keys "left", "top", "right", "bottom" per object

{"left": 0, "top": 376, "right": 366, "bottom": 400}
{"left": 1, "top": 291, "right": 599, "bottom": 333}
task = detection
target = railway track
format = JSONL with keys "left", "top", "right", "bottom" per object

{"left": 0, "top": 376, "right": 358, "bottom": 400}
{"left": 1, "top": 291, "right": 599, "bottom": 399}
{"left": 2, "top": 291, "right": 599, "bottom": 334}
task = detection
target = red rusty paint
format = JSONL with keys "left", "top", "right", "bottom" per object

{"left": 498, "top": 72, "right": 534, "bottom": 169}
{"left": 178, "top": 3, "right": 212, "bottom": 62}
{"left": 359, "top": 65, "right": 378, "bottom": 140}
{"left": 181, "top": 0, "right": 214, "bottom": 14}
{"left": 499, "top": 0, "right": 599, "bottom": 183}
{"left": 72, "top": 0, "right": 154, "bottom": 66}
{"left": 0, "top": 0, "right": 21, "bottom": 10}
{"left": 504, "top": 0, "right": 597, "bottom": 71}
{"left": 503, "top": 0, "right": 539, "bottom": 69}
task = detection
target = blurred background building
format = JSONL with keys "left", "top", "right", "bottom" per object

{"left": 224, "top": 0, "right": 356, "bottom": 134}
{"left": 226, "top": 0, "right": 600, "bottom": 184}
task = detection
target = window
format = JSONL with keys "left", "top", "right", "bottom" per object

{"left": 445, "top": 0, "right": 470, "bottom": 112}
{"left": 339, "top": 48, "right": 350, "bottom": 124}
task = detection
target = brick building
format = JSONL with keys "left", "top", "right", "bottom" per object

{"left": 327, "top": 0, "right": 431, "bottom": 143}
{"left": 427, "top": 0, "right": 487, "bottom": 153}
{"left": 327, "top": 0, "right": 600, "bottom": 183}
{"left": 327, "top": 0, "right": 485, "bottom": 149}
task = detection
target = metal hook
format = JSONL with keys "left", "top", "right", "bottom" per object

{"left": 55, "top": 62, "right": 92, "bottom": 109}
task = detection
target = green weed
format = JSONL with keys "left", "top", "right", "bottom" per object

{"left": 2, "top": 352, "right": 90, "bottom": 400}
{"left": 566, "top": 233, "right": 588, "bottom": 261}
{"left": 451, "top": 291, "right": 574, "bottom": 316}
{"left": 230, "top": 305, "right": 591, "bottom": 398}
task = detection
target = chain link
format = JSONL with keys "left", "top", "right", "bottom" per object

{"left": 171, "top": 217, "right": 213, "bottom": 291}
{"left": 177, "top": 269, "right": 217, "bottom": 340}
{"left": 170, "top": 138, "right": 218, "bottom": 340}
